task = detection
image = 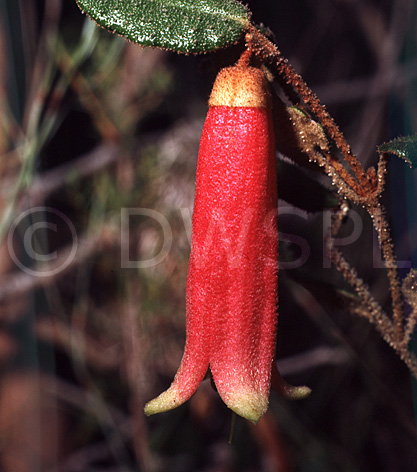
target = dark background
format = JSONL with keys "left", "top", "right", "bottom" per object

{"left": 0, "top": 0, "right": 416, "bottom": 471}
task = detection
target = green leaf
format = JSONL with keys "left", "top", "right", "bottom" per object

{"left": 75, "top": 0, "right": 251, "bottom": 54}
{"left": 378, "top": 135, "right": 417, "bottom": 168}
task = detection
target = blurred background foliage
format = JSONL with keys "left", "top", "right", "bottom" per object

{"left": 0, "top": 0, "right": 416, "bottom": 471}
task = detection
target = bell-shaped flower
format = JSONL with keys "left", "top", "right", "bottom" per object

{"left": 145, "top": 65, "right": 310, "bottom": 423}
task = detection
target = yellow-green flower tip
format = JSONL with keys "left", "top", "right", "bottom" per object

{"left": 224, "top": 388, "right": 269, "bottom": 424}
{"left": 281, "top": 384, "right": 312, "bottom": 401}
{"left": 144, "top": 388, "right": 184, "bottom": 416}
{"left": 271, "top": 364, "right": 311, "bottom": 402}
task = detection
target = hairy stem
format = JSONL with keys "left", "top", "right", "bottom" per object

{"left": 246, "top": 25, "right": 370, "bottom": 190}
{"left": 368, "top": 204, "right": 404, "bottom": 342}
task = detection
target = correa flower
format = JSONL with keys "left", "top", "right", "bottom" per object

{"left": 145, "top": 64, "right": 310, "bottom": 423}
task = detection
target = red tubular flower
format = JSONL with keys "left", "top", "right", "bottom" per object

{"left": 145, "top": 65, "right": 279, "bottom": 423}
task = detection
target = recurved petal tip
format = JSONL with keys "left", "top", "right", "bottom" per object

{"left": 144, "top": 348, "right": 209, "bottom": 417}
{"left": 144, "top": 387, "right": 185, "bottom": 417}
{"left": 280, "top": 384, "right": 312, "bottom": 401}
{"left": 271, "top": 363, "right": 312, "bottom": 401}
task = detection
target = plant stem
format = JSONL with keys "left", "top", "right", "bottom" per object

{"left": 367, "top": 203, "right": 404, "bottom": 342}
{"left": 246, "top": 25, "right": 370, "bottom": 190}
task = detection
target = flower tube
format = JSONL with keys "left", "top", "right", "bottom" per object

{"left": 145, "top": 65, "right": 278, "bottom": 423}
